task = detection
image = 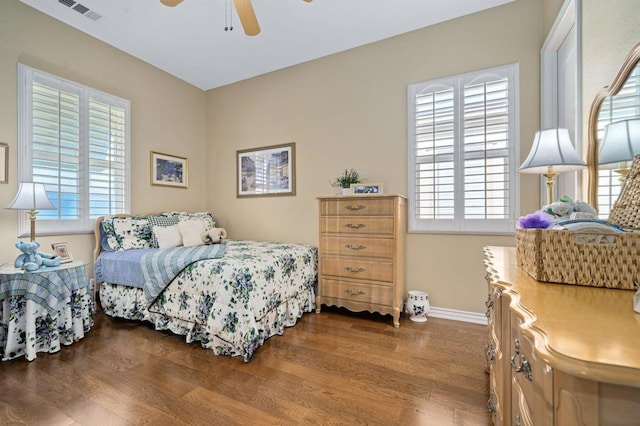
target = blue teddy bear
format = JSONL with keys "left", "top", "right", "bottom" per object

{"left": 14, "top": 241, "right": 62, "bottom": 271}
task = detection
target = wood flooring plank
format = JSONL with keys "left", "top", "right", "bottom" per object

{"left": 0, "top": 309, "right": 491, "bottom": 425}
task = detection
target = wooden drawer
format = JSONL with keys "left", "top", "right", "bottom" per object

{"left": 320, "top": 216, "right": 394, "bottom": 236}
{"left": 319, "top": 236, "right": 394, "bottom": 258}
{"left": 320, "top": 278, "right": 393, "bottom": 306}
{"left": 509, "top": 314, "right": 553, "bottom": 426}
{"left": 511, "top": 379, "right": 534, "bottom": 426}
{"left": 320, "top": 198, "right": 394, "bottom": 216}
{"left": 321, "top": 256, "right": 393, "bottom": 282}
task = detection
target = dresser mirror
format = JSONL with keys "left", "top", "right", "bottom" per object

{"left": 587, "top": 42, "right": 640, "bottom": 217}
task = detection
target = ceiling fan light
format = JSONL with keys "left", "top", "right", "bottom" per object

{"left": 160, "top": 0, "right": 184, "bottom": 7}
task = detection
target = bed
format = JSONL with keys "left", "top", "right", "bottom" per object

{"left": 94, "top": 212, "right": 317, "bottom": 361}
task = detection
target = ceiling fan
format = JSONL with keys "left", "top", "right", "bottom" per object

{"left": 160, "top": 0, "right": 313, "bottom": 36}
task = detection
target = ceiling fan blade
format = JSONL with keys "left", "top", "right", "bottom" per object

{"left": 233, "top": 0, "right": 261, "bottom": 36}
{"left": 160, "top": 0, "right": 184, "bottom": 6}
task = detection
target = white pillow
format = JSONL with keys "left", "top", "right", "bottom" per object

{"left": 178, "top": 220, "right": 206, "bottom": 247}
{"left": 154, "top": 224, "right": 183, "bottom": 249}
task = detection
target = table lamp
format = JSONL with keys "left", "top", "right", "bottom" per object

{"left": 518, "top": 128, "right": 586, "bottom": 205}
{"left": 598, "top": 118, "right": 640, "bottom": 182}
{"left": 6, "top": 182, "right": 56, "bottom": 242}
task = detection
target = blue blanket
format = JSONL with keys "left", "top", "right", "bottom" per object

{"left": 141, "top": 244, "right": 226, "bottom": 305}
{"left": 95, "top": 248, "right": 156, "bottom": 289}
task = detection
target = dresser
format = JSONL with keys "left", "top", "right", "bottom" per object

{"left": 317, "top": 194, "right": 406, "bottom": 327}
{"left": 484, "top": 246, "right": 640, "bottom": 425}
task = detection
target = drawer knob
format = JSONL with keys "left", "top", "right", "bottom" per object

{"left": 345, "top": 244, "right": 366, "bottom": 251}
{"left": 345, "top": 223, "right": 366, "bottom": 229}
{"left": 345, "top": 289, "right": 365, "bottom": 296}
{"left": 345, "top": 205, "right": 366, "bottom": 211}
{"left": 510, "top": 338, "right": 533, "bottom": 381}
{"left": 345, "top": 266, "right": 365, "bottom": 273}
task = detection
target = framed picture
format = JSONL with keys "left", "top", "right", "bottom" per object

{"left": 237, "top": 142, "right": 296, "bottom": 198}
{"left": 351, "top": 183, "right": 384, "bottom": 195}
{"left": 0, "top": 143, "right": 7, "bottom": 184}
{"left": 150, "top": 151, "right": 188, "bottom": 188}
{"left": 51, "top": 242, "right": 73, "bottom": 263}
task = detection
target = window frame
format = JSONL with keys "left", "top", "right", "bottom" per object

{"left": 17, "top": 63, "right": 131, "bottom": 237}
{"left": 407, "top": 63, "right": 519, "bottom": 234}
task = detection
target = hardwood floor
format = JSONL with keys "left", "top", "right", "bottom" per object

{"left": 0, "top": 307, "right": 491, "bottom": 425}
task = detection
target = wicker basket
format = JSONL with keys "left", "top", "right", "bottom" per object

{"left": 515, "top": 155, "right": 640, "bottom": 290}
{"left": 608, "top": 155, "right": 640, "bottom": 231}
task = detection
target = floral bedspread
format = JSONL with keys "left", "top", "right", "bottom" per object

{"left": 99, "top": 240, "right": 317, "bottom": 361}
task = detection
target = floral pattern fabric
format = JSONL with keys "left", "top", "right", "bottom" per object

{"left": 99, "top": 240, "right": 317, "bottom": 361}
{"left": 0, "top": 267, "right": 94, "bottom": 361}
{"left": 103, "top": 212, "right": 216, "bottom": 251}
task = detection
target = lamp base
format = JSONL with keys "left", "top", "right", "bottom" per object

{"left": 542, "top": 166, "right": 560, "bottom": 206}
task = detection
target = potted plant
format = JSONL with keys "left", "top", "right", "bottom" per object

{"left": 331, "top": 169, "right": 361, "bottom": 194}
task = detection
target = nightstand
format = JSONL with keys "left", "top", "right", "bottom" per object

{"left": 0, "top": 260, "right": 95, "bottom": 361}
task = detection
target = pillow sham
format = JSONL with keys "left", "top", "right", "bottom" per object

{"left": 178, "top": 219, "right": 207, "bottom": 247}
{"left": 111, "top": 217, "right": 152, "bottom": 250}
{"left": 153, "top": 224, "right": 183, "bottom": 248}
{"left": 147, "top": 213, "right": 181, "bottom": 248}
{"left": 99, "top": 221, "right": 114, "bottom": 252}
{"left": 177, "top": 211, "right": 215, "bottom": 231}
{"left": 101, "top": 216, "right": 121, "bottom": 251}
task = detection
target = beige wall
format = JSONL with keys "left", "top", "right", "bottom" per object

{"left": 0, "top": 0, "right": 207, "bottom": 275}
{"left": 205, "top": 0, "right": 544, "bottom": 314}
{"left": 543, "top": 0, "right": 566, "bottom": 37}
{"left": 582, "top": 0, "right": 640, "bottom": 140}
{"left": 9, "top": 0, "right": 631, "bottom": 316}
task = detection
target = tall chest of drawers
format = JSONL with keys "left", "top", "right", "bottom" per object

{"left": 316, "top": 194, "right": 406, "bottom": 327}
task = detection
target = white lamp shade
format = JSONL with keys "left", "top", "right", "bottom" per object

{"left": 519, "top": 128, "right": 586, "bottom": 174}
{"left": 598, "top": 119, "right": 640, "bottom": 166}
{"left": 6, "top": 182, "right": 56, "bottom": 211}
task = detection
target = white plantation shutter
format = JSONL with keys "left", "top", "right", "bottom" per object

{"left": 596, "top": 66, "right": 640, "bottom": 218}
{"left": 408, "top": 64, "right": 518, "bottom": 233}
{"left": 88, "top": 99, "right": 127, "bottom": 217}
{"left": 31, "top": 81, "right": 81, "bottom": 222}
{"left": 18, "top": 64, "right": 130, "bottom": 236}
{"left": 414, "top": 84, "right": 455, "bottom": 222}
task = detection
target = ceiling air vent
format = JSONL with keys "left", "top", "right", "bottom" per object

{"left": 57, "top": 0, "right": 102, "bottom": 21}
{"left": 84, "top": 11, "right": 102, "bottom": 21}
{"left": 72, "top": 3, "right": 89, "bottom": 14}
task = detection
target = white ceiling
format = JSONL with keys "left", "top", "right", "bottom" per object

{"left": 20, "top": 0, "right": 514, "bottom": 90}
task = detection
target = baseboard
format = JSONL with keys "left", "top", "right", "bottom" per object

{"left": 428, "top": 306, "right": 488, "bottom": 325}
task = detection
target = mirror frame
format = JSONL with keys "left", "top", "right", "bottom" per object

{"left": 587, "top": 42, "right": 640, "bottom": 207}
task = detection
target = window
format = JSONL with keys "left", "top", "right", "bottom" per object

{"left": 408, "top": 64, "right": 518, "bottom": 233}
{"left": 17, "top": 64, "right": 130, "bottom": 236}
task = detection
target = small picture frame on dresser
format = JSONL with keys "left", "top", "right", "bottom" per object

{"left": 351, "top": 183, "right": 383, "bottom": 195}
{"left": 52, "top": 242, "right": 73, "bottom": 263}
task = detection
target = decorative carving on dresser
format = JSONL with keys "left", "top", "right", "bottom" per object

{"left": 316, "top": 195, "right": 406, "bottom": 327}
{"left": 484, "top": 246, "right": 640, "bottom": 426}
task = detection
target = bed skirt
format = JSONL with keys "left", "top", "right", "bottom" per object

{"left": 99, "top": 282, "right": 315, "bottom": 361}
